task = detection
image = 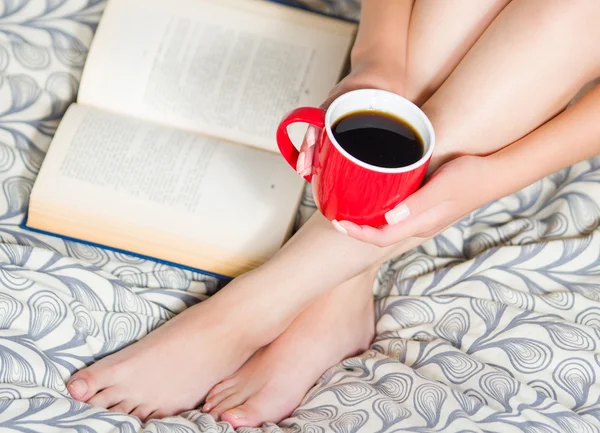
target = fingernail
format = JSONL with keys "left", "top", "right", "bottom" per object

{"left": 299, "top": 168, "right": 312, "bottom": 178}
{"left": 385, "top": 204, "right": 410, "bottom": 225}
{"left": 296, "top": 151, "right": 305, "bottom": 174}
{"left": 67, "top": 379, "right": 88, "bottom": 399}
{"left": 332, "top": 220, "right": 348, "bottom": 235}
{"left": 225, "top": 408, "right": 246, "bottom": 420}
{"left": 306, "top": 126, "right": 317, "bottom": 147}
{"left": 203, "top": 403, "right": 212, "bottom": 412}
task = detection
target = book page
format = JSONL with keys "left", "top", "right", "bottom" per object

{"left": 78, "top": 0, "right": 356, "bottom": 152}
{"left": 29, "top": 105, "right": 304, "bottom": 275}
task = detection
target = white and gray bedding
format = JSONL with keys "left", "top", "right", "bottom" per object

{"left": 1, "top": 1, "right": 600, "bottom": 432}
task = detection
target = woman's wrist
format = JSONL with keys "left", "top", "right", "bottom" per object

{"left": 352, "top": 0, "right": 413, "bottom": 74}
{"left": 347, "top": 52, "right": 407, "bottom": 97}
{"left": 350, "top": 42, "right": 404, "bottom": 72}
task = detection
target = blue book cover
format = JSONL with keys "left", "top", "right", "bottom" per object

{"left": 21, "top": 213, "right": 232, "bottom": 281}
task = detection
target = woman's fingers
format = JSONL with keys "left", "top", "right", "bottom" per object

{"left": 296, "top": 125, "right": 319, "bottom": 176}
{"left": 334, "top": 186, "right": 435, "bottom": 246}
{"left": 333, "top": 159, "right": 473, "bottom": 246}
{"left": 296, "top": 79, "right": 351, "bottom": 177}
{"left": 296, "top": 83, "right": 349, "bottom": 176}
{"left": 296, "top": 68, "right": 403, "bottom": 178}
{"left": 333, "top": 155, "right": 493, "bottom": 246}
{"left": 337, "top": 202, "right": 445, "bottom": 247}
{"left": 382, "top": 177, "right": 445, "bottom": 228}
{"left": 334, "top": 220, "right": 392, "bottom": 246}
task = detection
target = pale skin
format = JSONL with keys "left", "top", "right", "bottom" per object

{"left": 67, "top": 0, "right": 600, "bottom": 427}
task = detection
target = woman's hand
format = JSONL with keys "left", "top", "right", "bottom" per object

{"left": 296, "top": 58, "right": 406, "bottom": 176}
{"left": 334, "top": 155, "right": 497, "bottom": 246}
{"left": 335, "top": 83, "right": 600, "bottom": 247}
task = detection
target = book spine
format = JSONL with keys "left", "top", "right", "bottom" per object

{"left": 267, "top": 0, "right": 359, "bottom": 23}
{"left": 20, "top": 213, "right": 232, "bottom": 282}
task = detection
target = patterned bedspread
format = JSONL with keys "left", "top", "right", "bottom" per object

{"left": 1, "top": 1, "right": 600, "bottom": 432}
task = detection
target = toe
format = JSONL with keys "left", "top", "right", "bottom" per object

{"left": 87, "top": 388, "right": 123, "bottom": 409}
{"left": 108, "top": 400, "right": 136, "bottom": 415}
{"left": 131, "top": 405, "right": 155, "bottom": 422}
{"left": 147, "top": 409, "right": 170, "bottom": 421}
{"left": 67, "top": 363, "right": 116, "bottom": 402}
{"left": 66, "top": 377, "right": 91, "bottom": 401}
{"left": 203, "top": 387, "right": 237, "bottom": 413}
{"left": 222, "top": 392, "right": 292, "bottom": 428}
{"left": 222, "top": 403, "right": 261, "bottom": 428}
{"left": 206, "top": 377, "right": 237, "bottom": 400}
{"left": 209, "top": 393, "right": 248, "bottom": 420}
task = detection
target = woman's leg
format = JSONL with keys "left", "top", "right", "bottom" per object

{"left": 67, "top": 0, "right": 600, "bottom": 422}
{"left": 209, "top": 266, "right": 378, "bottom": 427}
{"left": 67, "top": 0, "right": 511, "bottom": 420}
{"left": 406, "top": 0, "right": 512, "bottom": 105}
{"left": 425, "top": 0, "right": 600, "bottom": 166}
{"left": 206, "top": 1, "right": 514, "bottom": 427}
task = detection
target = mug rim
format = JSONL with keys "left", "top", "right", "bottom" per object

{"left": 324, "top": 89, "right": 436, "bottom": 174}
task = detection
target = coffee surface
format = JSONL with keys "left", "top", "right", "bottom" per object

{"left": 332, "top": 111, "right": 424, "bottom": 168}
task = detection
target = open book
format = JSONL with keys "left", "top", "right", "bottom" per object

{"left": 25, "top": 0, "right": 356, "bottom": 278}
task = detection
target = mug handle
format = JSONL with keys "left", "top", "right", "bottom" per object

{"left": 276, "top": 107, "right": 326, "bottom": 182}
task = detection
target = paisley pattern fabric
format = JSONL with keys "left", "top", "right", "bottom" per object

{"left": 1, "top": 1, "right": 600, "bottom": 432}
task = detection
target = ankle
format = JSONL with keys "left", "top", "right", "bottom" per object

{"left": 211, "top": 273, "right": 290, "bottom": 347}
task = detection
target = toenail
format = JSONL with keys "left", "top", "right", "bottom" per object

{"left": 226, "top": 408, "right": 246, "bottom": 420}
{"left": 67, "top": 379, "right": 88, "bottom": 398}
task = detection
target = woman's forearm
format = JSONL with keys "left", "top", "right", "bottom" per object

{"left": 490, "top": 85, "right": 600, "bottom": 198}
{"left": 351, "top": 0, "right": 414, "bottom": 70}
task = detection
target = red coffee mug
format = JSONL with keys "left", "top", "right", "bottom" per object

{"left": 277, "top": 89, "right": 435, "bottom": 227}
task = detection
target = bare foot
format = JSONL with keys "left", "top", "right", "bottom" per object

{"left": 66, "top": 273, "right": 281, "bottom": 421}
{"left": 203, "top": 269, "right": 376, "bottom": 428}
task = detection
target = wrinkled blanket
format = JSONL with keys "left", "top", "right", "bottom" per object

{"left": 1, "top": 1, "right": 600, "bottom": 432}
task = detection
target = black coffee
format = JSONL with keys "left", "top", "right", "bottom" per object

{"left": 332, "top": 111, "right": 424, "bottom": 168}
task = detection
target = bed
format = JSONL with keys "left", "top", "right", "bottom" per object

{"left": 1, "top": 1, "right": 599, "bottom": 432}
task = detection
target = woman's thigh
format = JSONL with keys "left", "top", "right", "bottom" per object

{"left": 420, "top": 0, "right": 600, "bottom": 163}
{"left": 405, "top": 0, "right": 512, "bottom": 105}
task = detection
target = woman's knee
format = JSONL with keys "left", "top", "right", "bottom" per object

{"left": 524, "top": 0, "right": 600, "bottom": 79}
